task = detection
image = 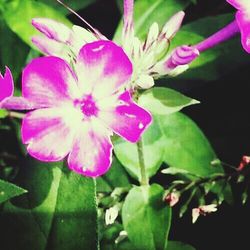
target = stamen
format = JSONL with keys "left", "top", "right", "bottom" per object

{"left": 56, "top": 0, "right": 104, "bottom": 39}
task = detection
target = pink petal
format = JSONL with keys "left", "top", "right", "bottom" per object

{"left": 32, "top": 18, "right": 72, "bottom": 43}
{"left": 227, "top": 0, "right": 250, "bottom": 10}
{"left": 67, "top": 120, "right": 113, "bottom": 177}
{"left": 75, "top": 40, "right": 132, "bottom": 98}
{"left": 32, "top": 35, "right": 71, "bottom": 60}
{"left": 0, "top": 97, "right": 39, "bottom": 110}
{"left": 22, "top": 107, "right": 79, "bottom": 161}
{"left": 236, "top": 11, "right": 250, "bottom": 53}
{"left": 123, "top": 0, "right": 134, "bottom": 36}
{"left": 0, "top": 67, "right": 14, "bottom": 102}
{"left": 98, "top": 91, "right": 152, "bottom": 143}
{"left": 22, "top": 56, "right": 79, "bottom": 107}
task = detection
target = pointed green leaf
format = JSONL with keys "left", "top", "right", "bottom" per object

{"left": 3, "top": 0, "right": 71, "bottom": 48}
{"left": 138, "top": 87, "right": 199, "bottom": 116}
{"left": 0, "top": 179, "right": 27, "bottom": 204}
{"left": 0, "top": 157, "right": 98, "bottom": 250}
{"left": 122, "top": 184, "right": 172, "bottom": 250}
{"left": 166, "top": 241, "right": 196, "bottom": 250}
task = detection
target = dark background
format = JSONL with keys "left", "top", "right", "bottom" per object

{"left": 76, "top": 1, "right": 250, "bottom": 249}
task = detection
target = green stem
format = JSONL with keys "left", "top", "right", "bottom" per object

{"left": 136, "top": 139, "right": 148, "bottom": 186}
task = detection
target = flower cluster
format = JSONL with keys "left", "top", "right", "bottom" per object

{"left": 1, "top": 0, "right": 250, "bottom": 178}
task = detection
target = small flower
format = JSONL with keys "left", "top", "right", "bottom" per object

{"left": 164, "top": 192, "right": 180, "bottom": 207}
{"left": 192, "top": 204, "right": 217, "bottom": 223}
{"left": 115, "top": 230, "right": 128, "bottom": 244}
{"left": 227, "top": 0, "right": 250, "bottom": 53}
{"left": 0, "top": 67, "right": 14, "bottom": 103}
{"left": 4, "top": 41, "right": 151, "bottom": 177}
{"left": 237, "top": 155, "right": 250, "bottom": 171}
{"left": 105, "top": 205, "right": 119, "bottom": 225}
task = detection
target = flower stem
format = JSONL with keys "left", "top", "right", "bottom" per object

{"left": 195, "top": 20, "right": 239, "bottom": 52}
{"left": 136, "top": 139, "right": 148, "bottom": 186}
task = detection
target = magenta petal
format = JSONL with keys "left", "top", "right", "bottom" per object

{"left": 99, "top": 91, "right": 152, "bottom": 143}
{"left": 22, "top": 108, "right": 76, "bottom": 161}
{"left": 22, "top": 56, "right": 79, "bottom": 107}
{"left": 76, "top": 40, "right": 132, "bottom": 98}
{"left": 226, "top": 0, "right": 249, "bottom": 9}
{"left": 0, "top": 97, "right": 39, "bottom": 110}
{"left": 236, "top": 11, "right": 250, "bottom": 53}
{"left": 68, "top": 121, "right": 113, "bottom": 177}
{"left": 0, "top": 67, "right": 14, "bottom": 102}
{"left": 123, "top": 0, "right": 134, "bottom": 34}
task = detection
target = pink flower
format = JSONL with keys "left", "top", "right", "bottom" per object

{"left": 14, "top": 40, "right": 151, "bottom": 177}
{"left": 0, "top": 67, "right": 14, "bottom": 103}
{"left": 227, "top": 0, "right": 250, "bottom": 53}
{"left": 192, "top": 204, "right": 217, "bottom": 223}
{"left": 237, "top": 155, "right": 250, "bottom": 170}
{"left": 164, "top": 192, "right": 180, "bottom": 207}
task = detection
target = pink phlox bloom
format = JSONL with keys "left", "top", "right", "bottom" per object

{"left": 192, "top": 204, "right": 217, "bottom": 223}
{"left": 227, "top": 0, "right": 250, "bottom": 53}
{"left": 0, "top": 67, "right": 14, "bottom": 103}
{"left": 20, "top": 40, "right": 152, "bottom": 177}
{"left": 31, "top": 1, "right": 186, "bottom": 89}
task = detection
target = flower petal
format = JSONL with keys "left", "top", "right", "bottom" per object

{"left": 22, "top": 56, "right": 79, "bottom": 107}
{"left": 32, "top": 18, "right": 72, "bottom": 43}
{"left": 227, "top": 0, "right": 250, "bottom": 10}
{"left": 98, "top": 91, "right": 152, "bottom": 143}
{"left": 32, "top": 35, "right": 71, "bottom": 61}
{"left": 0, "top": 97, "right": 38, "bottom": 110}
{"left": 75, "top": 40, "right": 132, "bottom": 98}
{"left": 0, "top": 67, "right": 14, "bottom": 102}
{"left": 123, "top": 0, "right": 134, "bottom": 36}
{"left": 71, "top": 25, "right": 97, "bottom": 53}
{"left": 22, "top": 107, "right": 80, "bottom": 161}
{"left": 162, "top": 11, "right": 185, "bottom": 39}
{"left": 68, "top": 120, "right": 113, "bottom": 177}
{"left": 236, "top": 11, "right": 250, "bottom": 53}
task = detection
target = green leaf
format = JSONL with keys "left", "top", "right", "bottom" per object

{"left": 40, "top": 0, "right": 96, "bottom": 15}
{"left": 3, "top": 0, "right": 71, "bottom": 48}
{"left": 0, "top": 179, "right": 27, "bottom": 204}
{"left": 96, "top": 156, "right": 131, "bottom": 193}
{"left": 0, "top": 157, "right": 98, "bottom": 250}
{"left": 161, "top": 167, "right": 190, "bottom": 175}
{"left": 0, "top": 21, "right": 30, "bottom": 81}
{"left": 166, "top": 241, "right": 196, "bottom": 250}
{"left": 0, "top": 109, "right": 8, "bottom": 119}
{"left": 122, "top": 184, "right": 172, "bottom": 250}
{"left": 157, "top": 112, "right": 232, "bottom": 203}
{"left": 138, "top": 87, "right": 199, "bottom": 116}
{"left": 157, "top": 112, "right": 224, "bottom": 177}
{"left": 114, "top": 115, "right": 164, "bottom": 181}
{"left": 114, "top": 0, "right": 192, "bottom": 41}
{"left": 169, "top": 14, "right": 250, "bottom": 81}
